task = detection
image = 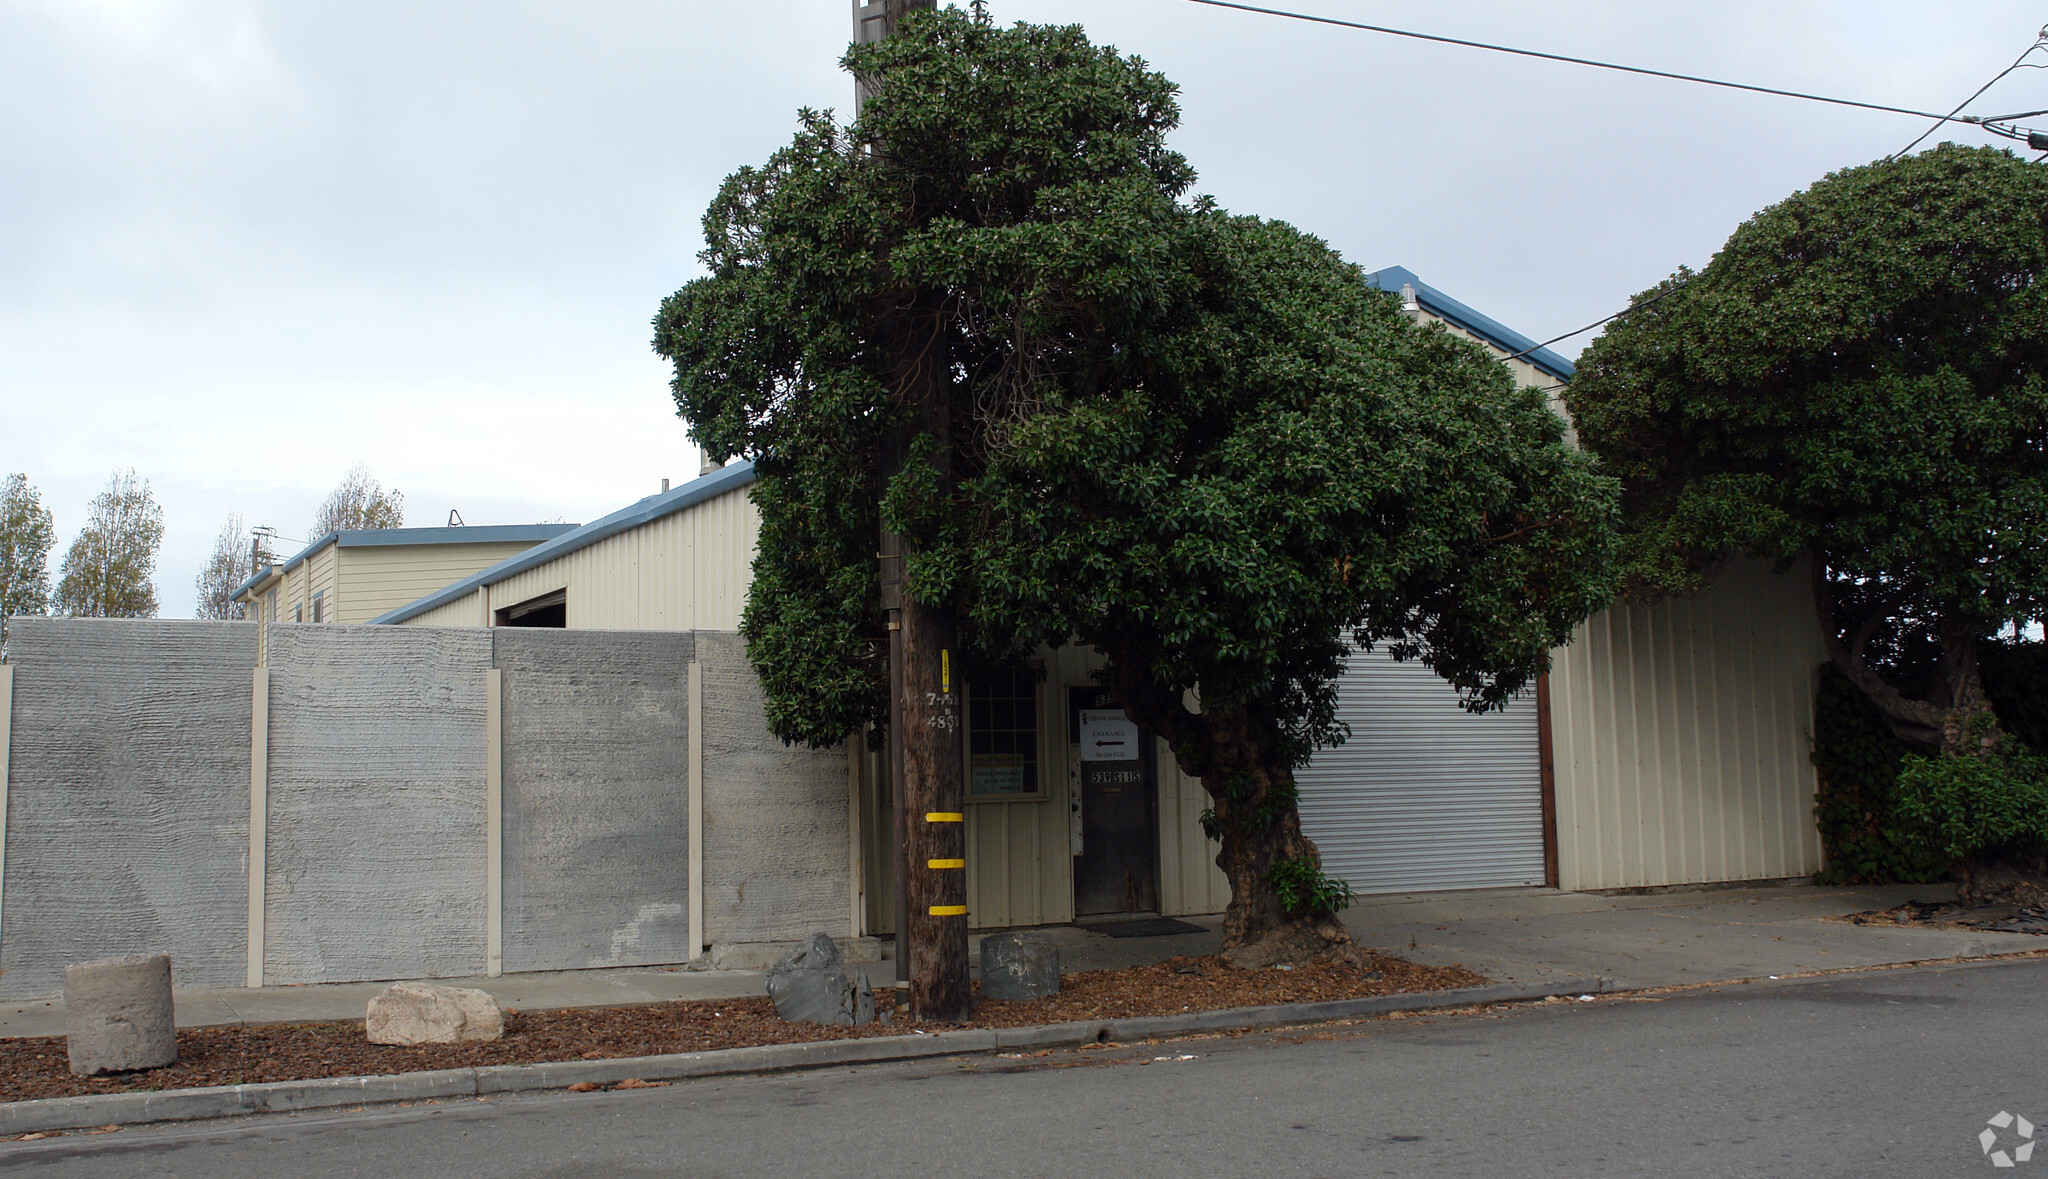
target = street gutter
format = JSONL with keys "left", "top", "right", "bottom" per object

{"left": 0, "top": 977, "right": 1609, "bottom": 1137}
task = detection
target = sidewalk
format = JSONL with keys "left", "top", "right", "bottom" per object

{"left": 0, "top": 882, "right": 2031, "bottom": 1040}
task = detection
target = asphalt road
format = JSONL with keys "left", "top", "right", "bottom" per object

{"left": 4, "top": 958, "right": 2044, "bottom": 1178}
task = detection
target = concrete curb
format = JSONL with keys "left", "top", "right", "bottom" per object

{"left": 0, "top": 978, "right": 1607, "bottom": 1137}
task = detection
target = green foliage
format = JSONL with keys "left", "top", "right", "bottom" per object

{"left": 1810, "top": 663, "right": 1944, "bottom": 884}
{"left": 655, "top": 8, "right": 1619, "bottom": 781}
{"left": 0, "top": 473, "right": 56, "bottom": 646}
{"left": 54, "top": 469, "right": 164, "bottom": 620}
{"left": 1893, "top": 743, "right": 2048, "bottom": 864}
{"left": 313, "top": 463, "right": 404, "bottom": 536}
{"left": 1263, "top": 854, "right": 1354, "bottom": 918}
{"left": 1568, "top": 146, "right": 2048, "bottom": 745}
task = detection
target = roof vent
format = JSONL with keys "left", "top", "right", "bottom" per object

{"left": 1399, "top": 283, "right": 1422, "bottom": 319}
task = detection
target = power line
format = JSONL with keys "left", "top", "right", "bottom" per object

{"left": 1499, "top": 278, "right": 1693, "bottom": 366}
{"left": 1894, "top": 27, "right": 2048, "bottom": 159}
{"left": 1181, "top": 0, "right": 1971, "bottom": 124}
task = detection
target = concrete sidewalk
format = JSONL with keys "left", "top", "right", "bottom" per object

{"left": 1, "top": 882, "right": 2030, "bottom": 1040}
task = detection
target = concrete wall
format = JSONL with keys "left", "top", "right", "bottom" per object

{"left": 494, "top": 628, "right": 693, "bottom": 972}
{"left": 262, "top": 625, "right": 491, "bottom": 984}
{"left": 0, "top": 620, "right": 255, "bottom": 1000}
{"left": 697, "top": 631, "right": 849, "bottom": 945}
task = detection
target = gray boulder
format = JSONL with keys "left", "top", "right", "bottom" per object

{"left": 65, "top": 953, "right": 177, "bottom": 1076}
{"left": 979, "top": 933, "right": 1060, "bottom": 1001}
{"left": 765, "top": 933, "right": 876, "bottom": 1026}
{"left": 365, "top": 981, "right": 506, "bottom": 1046}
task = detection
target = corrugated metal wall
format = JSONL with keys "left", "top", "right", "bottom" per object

{"left": 1295, "top": 650, "right": 1546, "bottom": 894}
{"left": 1549, "top": 557, "right": 1824, "bottom": 891}
{"left": 336, "top": 542, "right": 540, "bottom": 624}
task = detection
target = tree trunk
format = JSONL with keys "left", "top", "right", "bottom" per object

{"left": 1100, "top": 666, "right": 1359, "bottom": 969}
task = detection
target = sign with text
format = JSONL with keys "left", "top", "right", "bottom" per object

{"left": 1078, "top": 709, "right": 1139, "bottom": 762}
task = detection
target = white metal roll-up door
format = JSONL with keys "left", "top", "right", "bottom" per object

{"left": 1295, "top": 648, "right": 1544, "bottom": 893}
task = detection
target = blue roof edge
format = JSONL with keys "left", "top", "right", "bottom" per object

{"left": 1365, "top": 266, "right": 1575, "bottom": 383}
{"left": 370, "top": 461, "right": 761, "bottom": 625}
{"left": 229, "top": 523, "right": 580, "bottom": 601}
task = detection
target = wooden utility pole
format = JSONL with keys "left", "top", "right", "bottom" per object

{"left": 853, "top": 0, "right": 967, "bottom": 1023}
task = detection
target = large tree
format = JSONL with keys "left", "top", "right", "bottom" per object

{"left": 55, "top": 468, "right": 165, "bottom": 619}
{"left": 195, "top": 512, "right": 257, "bottom": 621}
{"left": 657, "top": 9, "right": 1618, "bottom": 964}
{"left": 314, "top": 463, "right": 405, "bottom": 535}
{"left": 1567, "top": 144, "right": 2048, "bottom": 760}
{"left": 0, "top": 472, "right": 57, "bottom": 646}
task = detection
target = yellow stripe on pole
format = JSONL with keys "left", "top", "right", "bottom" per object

{"left": 928, "top": 905, "right": 968, "bottom": 917}
{"left": 927, "top": 858, "right": 965, "bottom": 870}
{"left": 925, "top": 812, "right": 964, "bottom": 823}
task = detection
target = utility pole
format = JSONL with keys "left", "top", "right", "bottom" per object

{"left": 852, "top": 0, "right": 967, "bottom": 1023}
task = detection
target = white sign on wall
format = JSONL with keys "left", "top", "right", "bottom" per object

{"left": 1078, "top": 709, "right": 1139, "bottom": 762}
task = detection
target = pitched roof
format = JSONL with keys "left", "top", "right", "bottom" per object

{"left": 1366, "top": 266, "right": 1576, "bottom": 383}
{"left": 230, "top": 523, "right": 579, "bottom": 602}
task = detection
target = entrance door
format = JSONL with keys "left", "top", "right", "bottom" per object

{"left": 1069, "top": 686, "right": 1159, "bottom": 916}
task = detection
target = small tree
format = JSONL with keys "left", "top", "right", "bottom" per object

{"left": 658, "top": 9, "right": 1620, "bottom": 965}
{"left": 1568, "top": 145, "right": 2048, "bottom": 761}
{"left": 195, "top": 512, "right": 253, "bottom": 621}
{"left": 55, "top": 469, "right": 165, "bottom": 619}
{"left": 0, "top": 473, "right": 57, "bottom": 647}
{"left": 313, "top": 463, "right": 404, "bottom": 535}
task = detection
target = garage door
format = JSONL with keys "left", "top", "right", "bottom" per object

{"left": 1294, "top": 648, "right": 1545, "bottom": 893}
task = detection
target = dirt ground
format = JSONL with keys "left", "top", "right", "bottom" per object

{"left": 0, "top": 952, "right": 1484, "bottom": 1105}
{"left": 1840, "top": 898, "right": 2048, "bottom": 934}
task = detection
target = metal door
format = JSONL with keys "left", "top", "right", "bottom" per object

{"left": 1294, "top": 648, "right": 1545, "bottom": 893}
{"left": 1068, "top": 686, "right": 1159, "bottom": 915}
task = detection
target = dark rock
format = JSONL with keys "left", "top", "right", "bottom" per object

{"left": 979, "top": 933, "right": 1060, "bottom": 1001}
{"left": 765, "top": 933, "right": 875, "bottom": 1026}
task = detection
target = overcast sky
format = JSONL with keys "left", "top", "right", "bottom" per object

{"left": 4, "top": 0, "right": 2044, "bottom": 616}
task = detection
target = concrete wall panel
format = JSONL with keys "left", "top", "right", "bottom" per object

{"left": 494, "top": 628, "right": 693, "bottom": 972}
{"left": 696, "top": 632, "right": 849, "bottom": 944}
{"left": 262, "top": 625, "right": 489, "bottom": 984}
{"left": 0, "top": 619, "right": 255, "bottom": 1000}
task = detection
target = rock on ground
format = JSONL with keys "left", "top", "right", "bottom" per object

{"left": 365, "top": 982, "right": 506, "bottom": 1046}
{"left": 765, "top": 933, "right": 875, "bottom": 1026}
{"left": 979, "top": 932, "right": 1060, "bottom": 1000}
{"left": 65, "top": 953, "right": 178, "bottom": 1076}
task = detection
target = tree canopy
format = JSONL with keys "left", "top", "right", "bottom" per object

{"left": 55, "top": 468, "right": 164, "bottom": 619}
{"left": 196, "top": 512, "right": 254, "bottom": 621}
{"left": 1567, "top": 144, "right": 2048, "bottom": 756}
{"left": 0, "top": 472, "right": 56, "bottom": 646}
{"left": 314, "top": 463, "right": 405, "bottom": 535}
{"left": 656, "top": 8, "right": 1619, "bottom": 963}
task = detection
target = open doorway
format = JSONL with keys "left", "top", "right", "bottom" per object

{"left": 494, "top": 589, "right": 566, "bottom": 628}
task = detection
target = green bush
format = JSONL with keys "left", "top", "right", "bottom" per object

{"left": 1810, "top": 663, "right": 1946, "bottom": 884}
{"left": 1892, "top": 743, "right": 2048, "bottom": 864}
{"left": 1264, "top": 854, "right": 1354, "bottom": 918}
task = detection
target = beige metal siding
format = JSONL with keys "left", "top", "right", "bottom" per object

{"left": 336, "top": 542, "right": 541, "bottom": 625}
{"left": 1158, "top": 744, "right": 1230, "bottom": 917}
{"left": 306, "top": 544, "right": 338, "bottom": 621}
{"left": 1549, "top": 557, "right": 1824, "bottom": 890}
{"left": 408, "top": 589, "right": 490, "bottom": 629}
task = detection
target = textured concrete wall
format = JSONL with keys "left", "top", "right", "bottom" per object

{"left": 262, "top": 625, "right": 489, "bottom": 984}
{"left": 696, "top": 632, "right": 849, "bottom": 944}
{"left": 495, "top": 628, "right": 693, "bottom": 971}
{"left": 0, "top": 619, "right": 255, "bottom": 1000}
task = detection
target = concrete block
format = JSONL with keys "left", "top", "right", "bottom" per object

{"left": 262, "top": 625, "right": 490, "bottom": 984}
{"left": 365, "top": 982, "right": 505, "bottom": 1045}
{"left": 0, "top": 619, "right": 256, "bottom": 1000}
{"left": 493, "top": 629, "right": 693, "bottom": 973}
{"left": 696, "top": 632, "right": 850, "bottom": 945}
{"left": 64, "top": 954, "right": 176, "bottom": 1075}
{"left": 979, "top": 932, "right": 1060, "bottom": 1000}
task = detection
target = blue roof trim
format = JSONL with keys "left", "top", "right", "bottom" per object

{"left": 230, "top": 523, "right": 578, "bottom": 601}
{"left": 370, "top": 461, "right": 761, "bottom": 625}
{"left": 1366, "top": 266, "right": 1575, "bottom": 383}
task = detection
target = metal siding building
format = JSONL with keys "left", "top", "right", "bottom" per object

{"left": 373, "top": 266, "right": 1825, "bottom": 933}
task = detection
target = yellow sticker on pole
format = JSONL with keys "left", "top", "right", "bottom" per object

{"left": 942, "top": 649, "right": 951, "bottom": 694}
{"left": 925, "top": 812, "right": 964, "bottom": 823}
{"left": 928, "top": 905, "right": 967, "bottom": 917}
{"left": 927, "top": 858, "right": 965, "bottom": 869}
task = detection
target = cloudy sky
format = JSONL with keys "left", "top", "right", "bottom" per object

{"left": 3, "top": 0, "right": 2044, "bottom": 616}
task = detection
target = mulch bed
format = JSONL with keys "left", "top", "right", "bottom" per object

{"left": 0, "top": 951, "right": 1483, "bottom": 1106}
{"left": 1841, "top": 899, "right": 2048, "bottom": 934}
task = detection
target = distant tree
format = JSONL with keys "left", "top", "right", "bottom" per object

{"left": 313, "top": 463, "right": 404, "bottom": 535}
{"left": 195, "top": 512, "right": 256, "bottom": 621}
{"left": 0, "top": 472, "right": 57, "bottom": 646}
{"left": 1567, "top": 145, "right": 2048, "bottom": 760}
{"left": 54, "top": 469, "right": 165, "bottom": 619}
